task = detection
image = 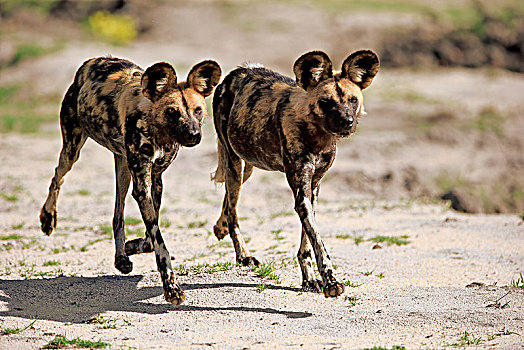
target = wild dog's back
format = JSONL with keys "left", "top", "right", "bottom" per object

{"left": 73, "top": 57, "right": 144, "bottom": 154}
{"left": 214, "top": 65, "right": 301, "bottom": 171}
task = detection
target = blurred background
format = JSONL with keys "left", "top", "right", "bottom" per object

{"left": 0, "top": 0, "right": 523, "bottom": 214}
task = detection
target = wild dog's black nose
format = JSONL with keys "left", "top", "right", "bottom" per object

{"left": 342, "top": 116, "right": 354, "bottom": 129}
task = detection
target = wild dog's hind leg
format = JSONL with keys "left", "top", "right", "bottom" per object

{"left": 112, "top": 154, "right": 134, "bottom": 274}
{"left": 214, "top": 163, "right": 253, "bottom": 240}
{"left": 40, "top": 87, "right": 87, "bottom": 235}
{"left": 223, "top": 154, "right": 259, "bottom": 266}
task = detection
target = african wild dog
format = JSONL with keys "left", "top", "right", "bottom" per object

{"left": 212, "top": 50, "right": 379, "bottom": 297}
{"left": 40, "top": 56, "right": 221, "bottom": 305}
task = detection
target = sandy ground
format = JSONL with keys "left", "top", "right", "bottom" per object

{"left": 0, "top": 125, "right": 523, "bottom": 349}
{"left": 1, "top": 1, "right": 524, "bottom": 349}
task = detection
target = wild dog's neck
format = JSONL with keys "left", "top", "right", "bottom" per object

{"left": 292, "top": 93, "right": 338, "bottom": 154}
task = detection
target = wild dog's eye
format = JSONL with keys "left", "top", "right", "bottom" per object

{"left": 165, "top": 107, "right": 180, "bottom": 120}
{"left": 349, "top": 96, "right": 358, "bottom": 104}
{"left": 318, "top": 97, "right": 336, "bottom": 112}
{"left": 194, "top": 106, "right": 203, "bottom": 118}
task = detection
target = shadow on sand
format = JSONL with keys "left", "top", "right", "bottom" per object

{"left": 0, "top": 275, "right": 310, "bottom": 323}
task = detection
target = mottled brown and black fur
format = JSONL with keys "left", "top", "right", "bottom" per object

{"left": 212, "top": 50, "right": 379, "bottom": 297}
{"left": 40, "top": 56, "right": 221, "bottom": 305}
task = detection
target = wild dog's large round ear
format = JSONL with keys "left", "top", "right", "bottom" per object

{"left": 293, "top": 51, "right": 333, "bottom": 90}
{"left": 141, "top": 62, "right": 177, "bottom": 101}
{"left": 187, "top": 60, "right": 222, "bottom": 97}
{"left": 341, "top": 50, "right": 379, "bottom": 90}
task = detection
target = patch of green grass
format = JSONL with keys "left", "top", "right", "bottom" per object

{"left": 174, "top": 261, "right": 235, "bottom": 275}
{"left": 11, "top": 222, "right": 24, "bottom": 230}
{"left": 43, "top": 260, "right": 60, "bottom": 267}
{"left": 0, "top": 0, "right": 60, "bottom": 15}
{"left": 457, "top": 331, "right": 484, "bottom": 346}
{"left": 472, "top": 106, "right": 505, "bottom": 136}
{"left": 0, "top": 319, "right": 35, "bottom": 335}
{"left": 510, "top": 272, "right": 524, "bottom": 288}
{"left": 126, "top": 226, "right": 144, "bottom": 237}
{"left": 160, "top": 218, "right": 171, "bottom": 228}
{"left": 360, "top": 270, "right": 374, "bottom": 277}
{"left": 271, "top": 229, "right": 285, "bottom": 241}
{"left": 342, "top": 280, "right": 362, "bottom": 288}
{"left": 124, "top": 217, "right": 142, "bottom": 225}
{"left": 0, "top": 234, "right": 24, "bottom": 240}
{"left": 9, "top": 42, "right": 61, "bottom": 66}
{"left": 0, "top": 85, "right": 18, "bottom": 103}
{"left": 377, "top": 272, "right": 385, "bottom": 279}
{"left": 42, "top": 335, "right": 110, "bottom": 349}
{"left": 187, "top": 219, "right": 208, "bottom": 229}
{"left": 494, "top": 327, "right": 520, "bottom": 336}
{"left": 271, "top": 210, "right": 294, "bottom": 219}
{"left": 345, "top": 295, "right": 360, "bottom": 307}
{"left": 435, "top": 172, "right": 468, "bottom": 193}
{"left": 0, "top": 83, "right": 60, "bottom": 133}
{"left": 80, "top": 238, "right": 105, "bottom": 252}
{"left": 256, "top": 283, "right": 267, "bottom": 292}
{"left": 363, "top": 346, "right": 406, "bottom": 350}
{"left": 91, "top": 315, "right": 118, "bottom": 329}
{"left": 336, "top": 234, "right": 365, "bottom": 245}
{"left": 76, "top": 189, "right": 90, "bottom": 196}
{"left": 98, "top": 225, "right": 113, "bottom": 238}
{"left": 369, "top": 235, "right": 410, "bottom": 246}
{"left": 306, "top": 0, "right": 434, "bottom": 16}
{"left": 0, "top": 192, "right": 19, "bottom": 202}
{"left": 251, "top": 262, "right": 281, "bottom": 284}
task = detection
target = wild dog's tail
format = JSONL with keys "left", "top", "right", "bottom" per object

{"left": 211, "top": 80, "right": 229, "bottom": 184}
{"left": 211, "top": 69, "right": 253, "bottom": 184}
{"left": 211, "top": 137, "right": 227, "bottom": 183}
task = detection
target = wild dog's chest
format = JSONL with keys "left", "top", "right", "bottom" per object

{"left": 124, "top": 115, "right": 181, "bottom": 172}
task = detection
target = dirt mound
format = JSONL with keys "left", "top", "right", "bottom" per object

{"left": 380, "top": 5, "right": 524, "bottom": 72}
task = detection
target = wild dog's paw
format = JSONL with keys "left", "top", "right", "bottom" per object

{"left": 115, "top": 255, "right": 133, "bottom": 274}
{"left": 302, "top": 279, "right": 323, "bottom": 293}
{"left": 164, "top": 285, "right": 185, "bottom": 306}
{"left": 213, "top": 221, "right": 229, "bottom": 240}
{"left": 237, "top": 256, "right": 260, "bottom": 267}
{"left": 323, "top": 280, "right": 345, "bottom": 298}
{"left": 40, "top": 208, "right": 57, "bottom": 236}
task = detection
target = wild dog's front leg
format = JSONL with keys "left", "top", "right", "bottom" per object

{"left": 125, "top": 171, "right": 162, "bottom": 256}
{"left": 298, "top": 186, "right": 322, "bottom": 292}
{"left": 130, "top": 166, "right": 184, "bottom": 305}
{"left": 287, "top": 165, "right": 344, "bottom": 298}
{"left": 223, "top": 154, "right": 259, "bottom": 266}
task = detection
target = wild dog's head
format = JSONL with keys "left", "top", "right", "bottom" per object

{"left": 293, "top": 50, "right": 379, "bottom": 136}
{"left": 141, "top": 60, "right": 221, "bottom": 147}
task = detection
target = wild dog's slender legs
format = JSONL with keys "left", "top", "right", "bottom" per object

{"left": 298, "top": 185, "right": 323, "bottom": 292}
{"left": 222, "top": 154, "right": 259, "bottom": 267}
{"left": 40, "top": 91, "right": 87, "bottom": 236}
{"left": 112, "top": 154, "right": 134, "bottom": 274}
{"left": 214, "top": 195, "right": 229, "bottom": 240}
{"left": 286, "top": 163, "right": 344, "bottom": 298}
{"left": 124, "top": 171, "right": 161, "bottom": 257}
{"left": 130, "top": 165, "right": 184, "bottom": 305}
{"left": 214, "top": 163, "right": 253, "bottom": 240}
